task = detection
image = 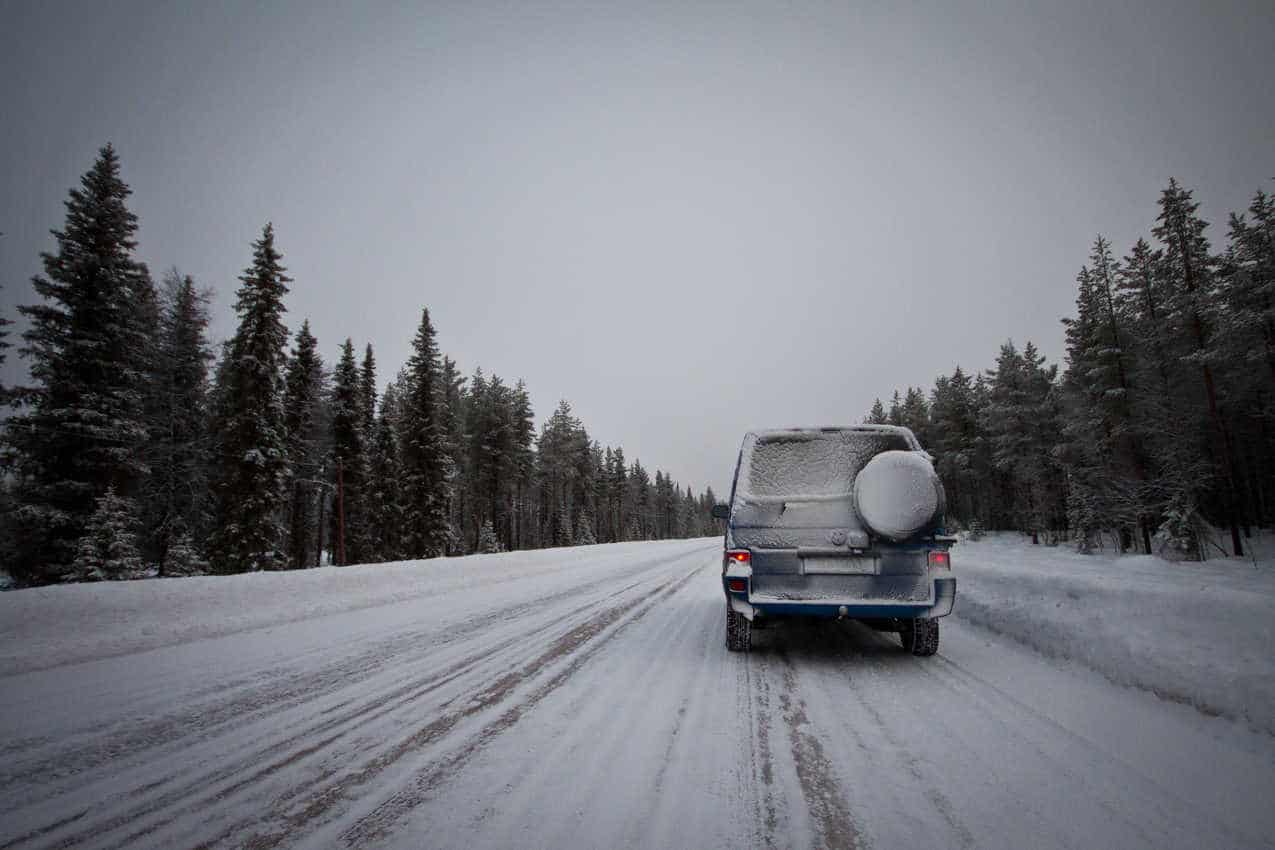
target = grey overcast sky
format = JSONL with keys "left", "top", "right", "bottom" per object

{"left": 2, "top": 1, "right": 1273, "bottom": 496}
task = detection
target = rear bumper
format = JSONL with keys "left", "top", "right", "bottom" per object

{"left": 726, "top": 576, "right": 956, "bottom": 622}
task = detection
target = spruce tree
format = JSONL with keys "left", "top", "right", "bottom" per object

{"left": 509, "top": 380, "right": 535, "bottom": 548}
{"left": 928, "top": 366, "right": 982, "bottom": 526}
{"left": 439, "top": 356, "right": 467, "bottom": 552}
{"left": 71, "top": 486, "right": 144, "bottom": 581}
{"left": 477, "top": 518, "right": 505, "bottom": 553}
{"left": 366, "top": 397, "right": 404, "bottom": 561}
{"left": 575, "top": 509, "right": 597, "bottom": 545}
{"left": 162, "top": 530, "right": 209, "bottom": 576}
{"left": 865, "top": 398, "right": 887, "bottom": 425}
{"left": 360, "top": 344, "right": 378, "bottom": 437}
{"left": 208, "top": 223, "right": 292, "bottom": 573}
{"left": 1221, "top": 190, "right": 1275, "bottom": 386}
{"left": 400, "top": 308, "right": 453, "bottom": 557}
{"left": 330, "top": 339, "right": 368, "bottom": 565}
{"left": 283, "top": 320, "right": 324, "bottom": 568}
{"left": 887, "top": 390, "right": 904, "bottom": 426}
{"left": 1153, "top": 179, "right": 1244, "bottom": 555}
{"left": 144, "top": 271, "right": 213, "bottom": 571}
{"left": 610, "top": 447, "right": 628, "bottom": 541}
{"left": 5, "top": 145, "right": 156, "bottom": 582}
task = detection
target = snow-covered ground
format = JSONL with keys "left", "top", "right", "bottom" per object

{"left": 951, "top": 532, "right": 1275, "bottom": 734}
{"left": 2, "top": 537, "right": 1273, "bottom": 849}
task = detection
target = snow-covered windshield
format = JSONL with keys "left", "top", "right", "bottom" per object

{"left": 739, "top": 429, "right": 911, "bottom": 502}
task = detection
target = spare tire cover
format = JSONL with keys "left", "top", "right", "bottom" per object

{"left": 853, "top": 450, "right": 944, "bottom": 541}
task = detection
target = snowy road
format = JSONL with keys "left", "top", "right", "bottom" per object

{"left": 3, "top": 539, "right": 1274, "bottom": 850}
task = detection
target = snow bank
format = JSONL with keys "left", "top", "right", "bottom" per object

{"left": 0, "top": 539, "right": 707, "bottom": 677}
{"left": 952, "top": 533, "right": 1275, "bottom": 734}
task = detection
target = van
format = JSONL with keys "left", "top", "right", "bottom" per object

{"left": 713, "top": 426, "right": 955, "bottom": 654}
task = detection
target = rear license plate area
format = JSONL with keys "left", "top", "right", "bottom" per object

{"left": 802, "top": 557, "right": 878, "bottom": 575}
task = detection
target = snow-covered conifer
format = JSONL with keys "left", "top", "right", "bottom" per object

{"left": 163, "top": 527, "right": 210, "bottom": 576}
{"left": 283, "top": 320, "right": 324, "bottom": 568}
{"left": 144, "top": 270, "right": 214, "bottom": 568}
{"left": 366, "top": 397, "right": 404, "bottom": 562}
{"left": 330, "top": 339, "right": 369, "bottom": 565}
{"left": 574, "top": 510, "right": 597, "bottom": 546}
{"left": 71, "top": 486, "right": 145, "bottom": 581}
{"left": 477, "top": 519, "right": 505, "bottom": 553}
{"left": 208, "top": 223, "right": 291, "bottom": 573}
{"left": 5, "top": 145, "right": 156, "bottom": 582}
{"left": 400, "top": 308, "right": 453, "bottom": 558}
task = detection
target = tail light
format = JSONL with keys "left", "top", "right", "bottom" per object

{"left": 725, "top": 550, "right": 751, "bottom": 567}
{"left": 727, "top": 578, "right": 748, "bottom": 592}
{"left": 928, "top": 550, "right": 951, "bottom": 569}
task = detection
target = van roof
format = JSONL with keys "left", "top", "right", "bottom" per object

{"left": 747, "top": 425, "right": 921, "bottom": 451}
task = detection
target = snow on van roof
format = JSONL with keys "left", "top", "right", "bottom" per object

{"left": 746, "top": 425, "right": 921, "bottom": 449}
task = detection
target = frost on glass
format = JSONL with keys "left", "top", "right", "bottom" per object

{"left": 738, "top": 430, "right": 909, "bottom": 502}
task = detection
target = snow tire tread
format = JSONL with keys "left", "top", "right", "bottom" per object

{"left": 726, "top": 603, "right": 751, "bottom": 652}
{"left": 899, "top": 618, "right": 939, "bottom": 656}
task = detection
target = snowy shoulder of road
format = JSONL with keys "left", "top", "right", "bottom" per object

{"left": 0, "top": 539, "right": 704, "bottom": 677}
{"left": 952, "top": 532, "right": 1275, "bottom": 734}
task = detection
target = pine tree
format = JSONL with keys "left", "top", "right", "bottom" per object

{"left": 360, "top": 344, "right": 378, "bottom": 437}
{"left": 610, "top": 446, "right": 628, "bottom": 541}
{"left": 400, "top": 308, "right": 453, "bottom": 557}
{"left": 864, "top": 398, "right": 887, "bottom": 425}
{"left": 1218, "top": 189, "right": 1275, "bottom": 525}
{"left": 5, "top": 145, "right": 156, "bottom": 583}
{"left": 283, "top": 320, "right": 324, "bottom": 568}
{"left": 144, "top": 270, "right": 214, "bottom": 572}
{"left": 208, "top": 223, "right": 292, "bottom": 573}
{"left": 365, "top": 395, "right": 404, "bottom": 562}
{"left": 330, "top": 339, "right": 368, "bottom": 565}
{"left": 900, "top": 387, "right": 930, "bottom": 446}
{"left": 477, "top": 518, "right": 505, "bottom": 553}
{"left": 928, "top": 366, "right": 983, "bottom": 526}
{"left": 440, "top": 356, "right": 467, "bottom": 552}
{"left": 887, "top": 390, "right": 904, "bottom": 426}
{"left": 1153, "top": 179, "right": 1244, "bottom": 555}
{"left": 509, "top": 380, "right": 535, "bottom": 549}
{"left": 163, "top": 530, "right": 210, "bottom": 576}
{"left": 1221, "top": 189, "right": 1275, "bottom": 386}
{"left": 575, "top": 509, "right": 597, "bottom": 545}
{"left": 981, "top": 341, "right": 1064, "bottom": 541}
{"left": 71, "top": 486, "right": 145, "bottom": 581}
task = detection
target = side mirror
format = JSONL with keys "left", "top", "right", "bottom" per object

{"left": 711, "top": 503, "right": 730, "bottom": 520}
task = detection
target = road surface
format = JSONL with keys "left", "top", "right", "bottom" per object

{"left": 2, "top": 539, "right": 1273, "bottom": 849}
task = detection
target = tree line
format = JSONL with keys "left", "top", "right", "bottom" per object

{"left": 0, "top": 145, "right": 722, "bottom": 585}
{"left": 865, "top": 178, "right": 1274, "bottom": 559}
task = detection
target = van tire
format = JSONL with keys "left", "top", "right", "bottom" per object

{"left": 899, "top": 618, "right": 939, "bottom": 656}
{"left": 726, "top": 604, "right": 751, "bottom": 652}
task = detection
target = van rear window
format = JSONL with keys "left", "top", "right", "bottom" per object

{"left": 741, "top": 431, "right": 909, "bottom": 499}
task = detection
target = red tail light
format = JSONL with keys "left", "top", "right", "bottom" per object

{"left": 725, "top": 550, "right": 751, "bottom": 566}
{"left": 928, "top": 550, "right": 951, "bottom": 569}
{"left": 727, "top": 578, "right": 748, "bottom": 592}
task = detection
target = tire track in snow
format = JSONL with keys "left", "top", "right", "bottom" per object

{"left": 7, "top": 547, "right": 714, "bottom": 850}
{"left": 774, "top": 650, "right": 866, "bottom": 850}
{"left": 333, "top": 561, "right": 708, "bottom": 849}
{"left": 748, "top": 663, "right": 780, "bottom": 850}
{"left": 831, "top": 643, "right": 976, "bottom": 849}
{"left": 0, "top": 550, "right": 695, "bottom": 802}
